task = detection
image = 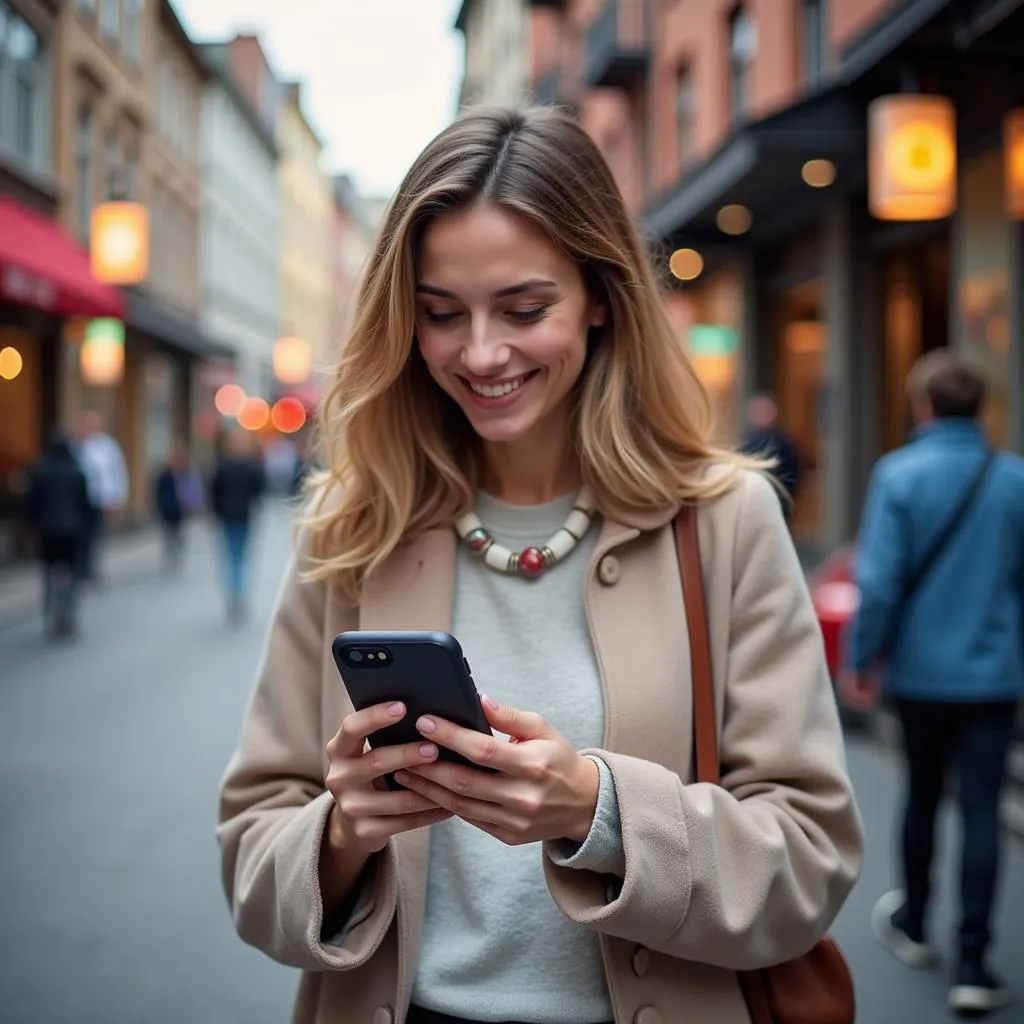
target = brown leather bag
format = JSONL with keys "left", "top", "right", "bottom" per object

{"left": 674, "top": 506, "right": 856, "bottom": 1024}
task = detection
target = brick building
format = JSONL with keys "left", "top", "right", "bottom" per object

{"left": 459, "top": 0, "right": 1024, "bottom": 556}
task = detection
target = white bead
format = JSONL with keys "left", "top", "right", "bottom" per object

{"left": 484, "top": 541, "right": 513, "bottom": 572}
{"left": 564, "top": 508, "right": 592, "bottom": 539}
{"left": 548, "top": 528, "right": 576, "bottom": 560}
{"left": 455, "top": 511, "right": 482, "bottom": 538}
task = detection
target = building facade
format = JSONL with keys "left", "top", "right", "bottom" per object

{"left": 196, "top": 39, "right": 279, "bottom": 402}
{"left": 277, "top": 82, "right": 332, "bottom": 385}
{"left": 330, "top": 172, "right": 376, "bottom": 359}
{"left": 503, "top": 0, "right": 1024, "bottom": 558}
{"left": 456, "top": 0, "right": 534, "bottom": 108}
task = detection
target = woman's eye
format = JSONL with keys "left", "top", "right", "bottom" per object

{"left": 423, "top": 310, "right": 461, "bottom": 324}
{"left": 508, "top": 306, "right": 550, "bottom": 324}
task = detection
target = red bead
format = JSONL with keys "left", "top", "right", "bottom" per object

{"left": 519, "top": 547, "right": 545, "bottom": 578}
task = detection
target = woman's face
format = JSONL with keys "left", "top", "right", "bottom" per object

{"left": 415, "top": 202, "right": 605, "bottom": 448}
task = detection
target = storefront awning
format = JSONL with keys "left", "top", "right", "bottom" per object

{"left": 641, "top": 87, "right": 865, "bottom": 247}
{"left": 0, "top": 197, "right": 125, "bottom": 319}
{"left": 125, "top": 288, "right": 235, "bottom": 361}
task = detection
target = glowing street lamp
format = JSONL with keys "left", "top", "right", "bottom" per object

{"left": 273, "top": 335, "right": 311, "bottom": 384}
{"left": 91, "top": 201, "right": 150, "bottom": 284}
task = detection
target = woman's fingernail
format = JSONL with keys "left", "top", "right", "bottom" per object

{"left": 394, "top": 771, "right": 409, "bottom": 785}
{"left": 419, "top": 743, "right": 437, "bottom": 758}
{"left": 417, "top": 716, "right": 436, "bottom": 733}
{"left": 480, "top": 694, "right": 498, "bottom": 710}
{"left": 388, "top": 702, "right": 405, "bottom": 717}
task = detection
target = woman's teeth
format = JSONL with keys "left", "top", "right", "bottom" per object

{"left": 470, "top": 374, "right": 530, "bottom": 397}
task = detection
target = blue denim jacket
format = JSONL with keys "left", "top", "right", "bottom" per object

{"left": 848, "top": 420, "right": 1024, "bottom": 702}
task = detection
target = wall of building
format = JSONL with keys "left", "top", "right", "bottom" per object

{"left": 461, "top": 0, "right": 532, "bottom": 107}
{"left": 148, "top": 4, "right": 202, "bottom": 318}
{"left": 277, "top": 93, "right": 332, "bottom": 374}
{"left": 199, "top": 81, "right": 278, "bottom": 397}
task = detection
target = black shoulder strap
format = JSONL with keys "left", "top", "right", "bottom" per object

{"left": 884, "top": 450, "right": 996, "bottom": 653}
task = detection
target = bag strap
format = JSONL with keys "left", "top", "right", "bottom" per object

{"left": 882, "top": 449, "right": 996, "bottom": 652}
{"left": 675, "top": 504, "right": 720, "bottom": 786}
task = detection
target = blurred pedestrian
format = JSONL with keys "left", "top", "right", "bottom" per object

{"left": 264, "top": 435, "right": 299, "bottom": 497}
{"left": 76, "top": 411, "right": 129, "bottom": 582}
{"left": 153, "top": 443, "right": 195, "bottom": 573}
{"left": 24, "top": 428, "right": 91, "bottom": 638}
{"left": 210, "top": 429, "right": 264, "bottom": 622}
{"left": 844, "top": 350, "right": 1024, "bottom": 1016}
{"left": 217, "top": 106, "right": 861, "bottom": 1024}
{"left": 739, "top": 394, "right": 801, "bottom": 513}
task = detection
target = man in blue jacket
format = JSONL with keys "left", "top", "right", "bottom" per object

{"left": 846, "top": 350, "right": 1024, "bottom": 1017}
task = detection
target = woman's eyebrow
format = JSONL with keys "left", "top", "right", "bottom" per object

{"left": 415, "top": 279, "right": 558, "bottom": 300}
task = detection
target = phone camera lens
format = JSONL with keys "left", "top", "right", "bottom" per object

{"left": 349, "top": 650, "right": 363, "bottom": 663}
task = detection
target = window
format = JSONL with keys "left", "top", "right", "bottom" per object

{"left": 100, "top": 0, "right": 120, "bottom": 43}
{"left": 77, "top": 0, "right": 97, "bottom": 17}
{"left": 104, "top": 125, "right": 120, "bottom": 199}
{"left": 728, "top": 6, "right": 756, "bottom": 123}
{"left": 123, "top": 0, "right": 143, "bottom": 63}
{"left": 75, "top": 104, "right": 94, "bottom": 241}
{"left": 123, "top": 138, "right": 138, "bottom": 200}
{"left": 676, "top": 67, "right": 695, "bottom": 171}
{"left": 0, "top": 5, "right": 45, "bottom": 164}
{"left": 801, "top": 0, "right": 826, "bottom": 88}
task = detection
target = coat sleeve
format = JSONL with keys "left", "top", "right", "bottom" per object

{"left": 848, "top": 462, "right": 911, "bottom": 671}
{"left": 217, "top": 542, "right": 399, "bottom": 971}
{"left": 543, "top": 471, "right": 863, "bottom": 970}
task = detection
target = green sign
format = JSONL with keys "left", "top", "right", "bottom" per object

{"left": 688, "top": 323, "right": 738, "bottom": 357}
{"left": 85, "top": 318, "right": 125, "bottom": 346}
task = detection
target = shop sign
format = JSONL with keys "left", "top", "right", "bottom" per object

{"left": 81, "top": 317, "right": 125, "bottom": 386}
{"left": 689, "top": 324, "right": 739, "bottom": 358}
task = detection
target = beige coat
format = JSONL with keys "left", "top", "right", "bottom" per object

{"left": 218, "top": 470, "right": 863, "bottom": 1024}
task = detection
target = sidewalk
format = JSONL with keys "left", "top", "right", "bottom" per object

{"left": 0, "top": 525, "right": 170, "bottom": 630}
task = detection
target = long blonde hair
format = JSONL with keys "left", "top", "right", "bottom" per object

{"left": 304, "top": 106, "right": 752, "bottom": 599}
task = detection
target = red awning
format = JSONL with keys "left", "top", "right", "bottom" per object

{"left": 0, "top": 197, "right": 125, "bottom": 319}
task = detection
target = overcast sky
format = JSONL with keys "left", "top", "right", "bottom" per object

{"left": 173, "top": 0, "right": 464, "bottom": 199}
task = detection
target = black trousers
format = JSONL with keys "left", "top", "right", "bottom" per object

{"left": 894, "top": 697, "right": 1018, "bottom": 962}
{"left": 407, "top": 1009, "right": 613, "bottom": 1024}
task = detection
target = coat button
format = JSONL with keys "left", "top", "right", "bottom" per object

{"left": 598, "top": 555, "right": 621, "bottom": 585}
{"left": 632, "top": 945, "right": 651, "bottom": 978}
{"left": 634, "top": 1007, "right": 663, "bottom": 1024}
{"left": 370, "top": 1008, "right": 392, "bottom": 1024}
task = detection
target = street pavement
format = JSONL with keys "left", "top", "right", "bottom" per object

{"left": 1, "top": 501, "right": 1022, "bottom": 1023}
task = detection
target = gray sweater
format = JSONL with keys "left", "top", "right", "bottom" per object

{"left": 410, "top": 491, "right": 625, "bottom": 1023}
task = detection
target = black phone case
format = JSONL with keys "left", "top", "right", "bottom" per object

{"left": 331, "top": 630, "right": 494, "bottom": 789}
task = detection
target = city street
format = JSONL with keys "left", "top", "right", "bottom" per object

{"left": 1, "top": 502, "right": 1021, "bottom": 1024}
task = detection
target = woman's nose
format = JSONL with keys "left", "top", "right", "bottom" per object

{"left": 461, "top": 324, "right": 510, "bottom": 376}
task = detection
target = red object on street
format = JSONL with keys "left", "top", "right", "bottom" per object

{"left": 810, "top": 546, "right": 859, "bottom": 679}
{"left": 0, "top": 197, "right": 125, "bottom": 318}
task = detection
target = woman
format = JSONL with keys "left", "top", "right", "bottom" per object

{"left": 218, "top": 107, "right": 862, "bottom": 1024}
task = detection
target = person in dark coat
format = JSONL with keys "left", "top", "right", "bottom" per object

{"left": 210, "top": 429, "right": 265, "bottom": 622}
{"left": 739, "top": 394, "right": 802, "bottom": 515}
{"left": 25, "top": 428, "right": 91, "bottom": 637}
{"left": 154, "top": 443, "right": 194, "bottom": 573}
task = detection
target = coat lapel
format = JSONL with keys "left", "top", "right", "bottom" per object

{"left": 358, "top": 527, "right": 456, "bottom": 1018}
{"left": 587, "top": 517, "right": 694, "bottom": 781}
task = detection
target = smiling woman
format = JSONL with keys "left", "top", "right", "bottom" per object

{"left": 217, "top": 106, "right": 863, "bottom": 1024}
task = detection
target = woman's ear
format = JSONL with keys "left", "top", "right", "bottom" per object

{"left": 587, "top": 296, "right": 608, "bottom": 329}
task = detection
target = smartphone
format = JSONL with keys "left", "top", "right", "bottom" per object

{"left": 331, "top": 630, "right": 494, "bottom": 789}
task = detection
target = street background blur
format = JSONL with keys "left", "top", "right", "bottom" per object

{"left": 1, "top": 0, "right": 1023, "bottom": 1021}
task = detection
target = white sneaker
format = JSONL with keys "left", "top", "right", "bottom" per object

{"left": 870, "top": 890, "right": 939, "bottom": 967}
{"left": 949, "top": 961, "right": 1011, "bottom": 1016}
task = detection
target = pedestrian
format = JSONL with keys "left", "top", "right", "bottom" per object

{"left": 153, "top": 443, "right": 193, "bottom": 573}
{"left": 739, "top": 393, "right": 801, "bottom": 514}
{"left": 843, "top": 349, "right": 1024, "bottom": 1017}
{"left": 217, "top": 106, "right": 862, "bottom": 1024}
{"left": 210, "top": 429, "right": 264, "bottom": 622}
{"left": 76, "top": 410, "right": 129, "bottom": 582}
{"left": 24, "top": 428, "right": 91, "bottom": 638}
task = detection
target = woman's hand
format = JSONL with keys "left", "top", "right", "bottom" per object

{"left": 324, "top": 701, "right": 454, "bottom": 856}
{"left": 396, "top": 695, "right": 600, "bottom": 847}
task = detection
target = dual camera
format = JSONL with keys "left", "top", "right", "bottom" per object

{"left": 340, "top": 646, "right": 392, "bottom": 668}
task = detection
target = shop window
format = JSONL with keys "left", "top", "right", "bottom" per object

{"left": 728, "top": 6, "right": 756, "bottom": 123}
{"left": 75, "top": 103, "right": 94, "bottom": 242}
{"left": 800, "top": 0, "right": 826, "bottom": 89}
{"left": 676, "top": 66, "right": 695, "bottom": 171}
{"left": 104, "top": 124, "right": 121, "bottom": 200}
